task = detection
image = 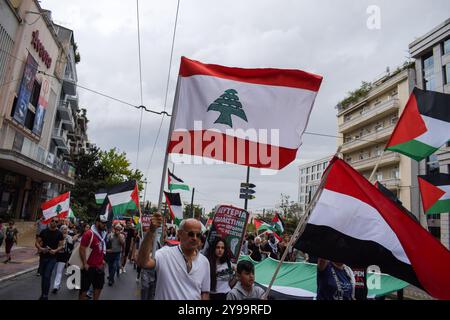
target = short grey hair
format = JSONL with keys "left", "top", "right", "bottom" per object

{"left": 60, "top": 225, "right": 68, "bottom": 231}
{"left": 178, "top": 218, "right": 201, "bottom": 231}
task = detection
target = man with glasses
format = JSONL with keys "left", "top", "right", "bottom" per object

{"left": 35, "top": 218, "right": 64, "bottom": 300}
{"left": 138, "top": 214, "right": 210, "bottom": 300}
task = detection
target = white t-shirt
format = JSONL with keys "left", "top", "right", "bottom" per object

{"left": 154, "top": 245, "right": 210, "bottom": 300}
{"left": 213, "top": 261, "right": 233, "bottom": 294}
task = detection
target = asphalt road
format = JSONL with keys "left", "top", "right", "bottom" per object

{"left": 0, "top": 261, "right": 142, "bottom": 300}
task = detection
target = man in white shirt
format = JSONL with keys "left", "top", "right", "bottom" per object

{"left": 138, "top": 213, "right": 210, "bottom": 300}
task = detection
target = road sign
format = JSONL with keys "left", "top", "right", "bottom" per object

{"left": 240, "top": 183, "right": 256, "bottom": 189}
{"left": 239, "top": 194, "right": 255, "bottom": 200}
{"left": 240, "top": 188, "right": 255, "bottom": 194}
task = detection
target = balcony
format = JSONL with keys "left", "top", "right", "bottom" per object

{"left": 57, "top": 100, "right": 75, "bottom": 131}
{"left": 52, "top": 128, "right": 69, "bottom": 154}
{"left": 350, "top": 151, "right": 400, "bottom": 171}
{"left": 339, "top": 98, "right": 399, "bottom": 133}
{"left": 341, "top": 124, "right": 395, "bottom": 153}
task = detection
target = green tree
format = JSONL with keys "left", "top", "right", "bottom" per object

{"left": 207, "top": 89, "right": 248, "bottom": 127}
{"left": 183, "top": 203, "right": 203, "bottom": 220}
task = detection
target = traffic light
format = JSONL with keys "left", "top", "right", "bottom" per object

{"left": 239, "top": 182, "right": 256, "bottom": 200}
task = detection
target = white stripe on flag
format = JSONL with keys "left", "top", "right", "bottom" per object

{"left": 175, "top": 75, "right": 317, "bottom": 148}
{"left": 415, "top": 115, "right": 450, "bottom": 148}
{"left": 439, "top": 185, "right": 450, "bottom": 200}
{"left": 309, "top": 189, "right": 410, "bottom": 264}
{"left": 108, "top": 190, "right": 133, "bottom": 207}
{"left": 171, "top": 205, "right": 183, "bottom": 220}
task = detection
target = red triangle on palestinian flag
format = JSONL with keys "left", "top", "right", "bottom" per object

{"left": 418, "top": 177, "right": 446, "bottom": 213}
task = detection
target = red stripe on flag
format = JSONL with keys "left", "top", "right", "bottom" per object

{"left": 43, "top": 210, "right": 69, "bottom": 224}
{"left": 385, "top": 91, "right": 427, "bottom": 148}
{"left": 168, "top": 130, "right": 298, "bottom": 170}
{"left": 131, "top": 183, "right": 139, "bottom": 208}
{"left": 324, "top": 157, "right": 450, "bottom": 299}
{"left": 418, "top": 177, "right": 446, "bottom": 213}
{"left": 41, "top": 192, "right": 70, "bottom": 210}
{"left": 179, "top": 57, "right": 323, "bottom": 92}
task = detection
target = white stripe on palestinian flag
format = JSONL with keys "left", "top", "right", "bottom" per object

{"left": 414, "top": 115, "right": 450, "bottom": 148}
{"left": 41, "top": 192, "right": 70, "bottom": 221}
{"left": 164, "top": 192, "right": 183, "bottom": 225}
{"left": 309, "top": 189, "right": 409, "bottom": 264}
{"left": 95, "top": 192, "right": 107, "bottom": 205}
{"left": 168, "top": 57, "right": 322, "bottom": 170}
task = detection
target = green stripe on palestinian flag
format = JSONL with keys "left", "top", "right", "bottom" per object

{"left": 272, "top": 212, "right": 285, "bottom": 235}
{"left": 418, "top": 174, "right": 450, "bottom": 215}
{"left": 168, "top": 169, "right": 190, "bottom": 191}
{"left": 386, "top": 87, "right": 450, "bottom": 161}
{"left": 107, "top": 180, "right": 139, "bottom": 216}
{"left": 164, "top": 192, "right": 183, "bottom": 225}
{"left": 95, "top": 189, "right": 107, "bottom": 205}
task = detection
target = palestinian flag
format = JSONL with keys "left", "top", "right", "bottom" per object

{"left": 95, "top": 188, "right": 107, "bottom": 205}
{"left": 385, "top": 87, "right": 450, "bottom": 161}
{"left": 254, "top": 219, "right": 271, "bottom": 233}
{"left": 168, "top": 169, "right": 190, "bottom": 191}
{"left": 107, "top": 180, "right": 139, "bottom": 216}
{"left": 272, "top": 212, "right": 285, "bottom": 235}
{"left": 168, "top": 57, "right": 323, "bottom": 170}
{"left": 164, "top": 192, "right": 183, "bottom": 225}
{"left": 99, "top": 197, "right": 113, "bottom": 228}
{"left": 41, "top": 192, "right": 70, "bottom": 223}
{"left": 295, "top": 157, "right": 450, "bottom": 300}
{"left": 418, "top": 173, "right": 450, "bottom": 215}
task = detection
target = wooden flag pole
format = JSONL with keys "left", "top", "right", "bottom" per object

{"left": 368, "top": 149, "right": 386, "bottom": 182}
{"left": 262, "top": 146, "right": 341, "bottom": 299}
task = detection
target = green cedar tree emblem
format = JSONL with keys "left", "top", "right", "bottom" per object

{"left": 207, "top": 89, "right": 248, "bottom": 128}
{"left": 55, "top": 204, "right": 62, "bottom": 215}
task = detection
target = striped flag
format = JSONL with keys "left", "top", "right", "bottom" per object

{"left": 168, "top": 169, "right": 190, "bottom": 191}
{"left": 95, "top": 188, "right": 107, "bottom": 205}
{"left": 168, "top": 57, "right": 323, "bottom": 170}
{"left": 295, "top": 157, "right": 450, "bottom": 300}
{"left": 386, "top": 88, "right": 450, "bottom": 161}
{"left": 164, "top": 192, "right": 183, "bottom": 225}
{"left": 41, "top": 192, "right": 70, "bottom": 223}
{"left": 271, "top": 212, "right": 285, "bottom": 235}
{"left": 418, "top": 173, "right": 450, "bottom": 215}
{"left": 107, "top": 180, "right": 139, "bottom": 216}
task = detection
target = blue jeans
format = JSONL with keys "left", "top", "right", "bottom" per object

{"left": 106, "top": 252, "right": 121, "bottom": 282}
{"left": 40, "top": 257, "right": 57, "bottom": 297}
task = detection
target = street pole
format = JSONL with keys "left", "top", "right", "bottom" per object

{"left": 244, "top": 166, "right": 250, "bottom": 210}
{"left": 143, "top": 178, "right": 148, "bottom": 206}
{"left": 191, "top": 187, "right": 195, "bottom": 218}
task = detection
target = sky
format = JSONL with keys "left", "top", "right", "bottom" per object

{"left": 40, "top": 0, "right": 450, "bottom": 213}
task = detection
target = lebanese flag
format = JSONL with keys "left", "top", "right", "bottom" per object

{"left": 41, "top": 192, "right": 70, "bottom": 224}
{"left": 164, "top": 192, "right": 183, "bottom": 225}
{"left": 418, "top": 174, "right": 450, "bottom": 215}
{"left": 385, "top": 87, "right": 450, "bottom": 161}
{"left": 295, "top": 157, "right": 450, "bottom": 299}
{"left": 168, "top": 57, "right": 323, "bottom": 170}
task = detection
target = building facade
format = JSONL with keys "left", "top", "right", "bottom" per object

{"left": 298, "top": 155, "right": 333, "bottom": 214}
{"left": 409, "top": 18, "right": 450, "bottom": 248}
{"left": 0, "top": 0, "right": 86, "bottom": 221}
{"left": 336, "top": 65, "right": 420, "bottom": 222}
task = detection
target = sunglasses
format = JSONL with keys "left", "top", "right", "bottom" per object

{"left": 185, "top": 231, "right": 202, "bottom": 239}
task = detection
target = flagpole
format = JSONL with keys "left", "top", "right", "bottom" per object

{"left": 154, "top": 77, "right": 181, "bottom": 250}
{"left": 262, "top": 146, "right": 341, "bottom": 299}
{"left": 368, "top": 149, "right": 385, "bottom": 182}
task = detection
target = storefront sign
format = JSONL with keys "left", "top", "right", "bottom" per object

{"left": 31, "top": 30, "right": 52, "bottom": 68}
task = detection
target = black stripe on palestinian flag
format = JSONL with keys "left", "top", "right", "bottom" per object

{"left": 415, "top": 87, "right": 450, "bottom": 122}
{"left": 418, "top": 173, "right": 450, "bottom": 214}
{"left": 164, "top": 191, "right": 183, "bottom": 224}
{"left": 295, "top": 157, "right": 450, "bottom": 299}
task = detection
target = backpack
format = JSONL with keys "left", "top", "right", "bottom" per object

{"left": 6, "top": 228, "right": 15, "bottom": 241}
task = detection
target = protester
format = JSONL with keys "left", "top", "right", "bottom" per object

{"left": 206, "top": 237, "right": 236, "bottom": 300}
{"left": 248, "top": 236, "right": 263, "bottom": 262}
{"left": 140, "top": 227, "right": 160, "bottom": 300}
{"left": 78, "top": 216, "right": 108, "bottom": 300}
{"left": 316, "top": 258, "right": 355, "bottom": 300}
{"left": 52, "top": 225, "right": 74, "bottom": 293}
{"left": 138, "top": 214, "right": 210, "bottom": 300}
{"left": 35, "top": 218, "right": 64, "bottom": 300}
{"left": 106, "top": 223, "right": 125, "bottom": 286}
{"left": 262, "top": 234, "right": 279, "bottom": 260}
{"left": 167, "top": 227, "right": 177, "bottom": 240}
{"left": 226, "top": 260, "right": 265, "bottom": 300}
{"left": 121, "top": 219, "right": 135, "bottom": 273}
{"left": 4, "top": 220, "right": 18, "bottom": 263}
{"left": 241, "top": 234, "right": 249, "bottom": 256}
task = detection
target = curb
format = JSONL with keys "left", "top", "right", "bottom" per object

{"left": 0, "top": 265, "right": 39, "bottom": 284}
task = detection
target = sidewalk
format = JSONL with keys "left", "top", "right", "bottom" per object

{"left": 0, "top": 246, "right": 39, "bottom": 282}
